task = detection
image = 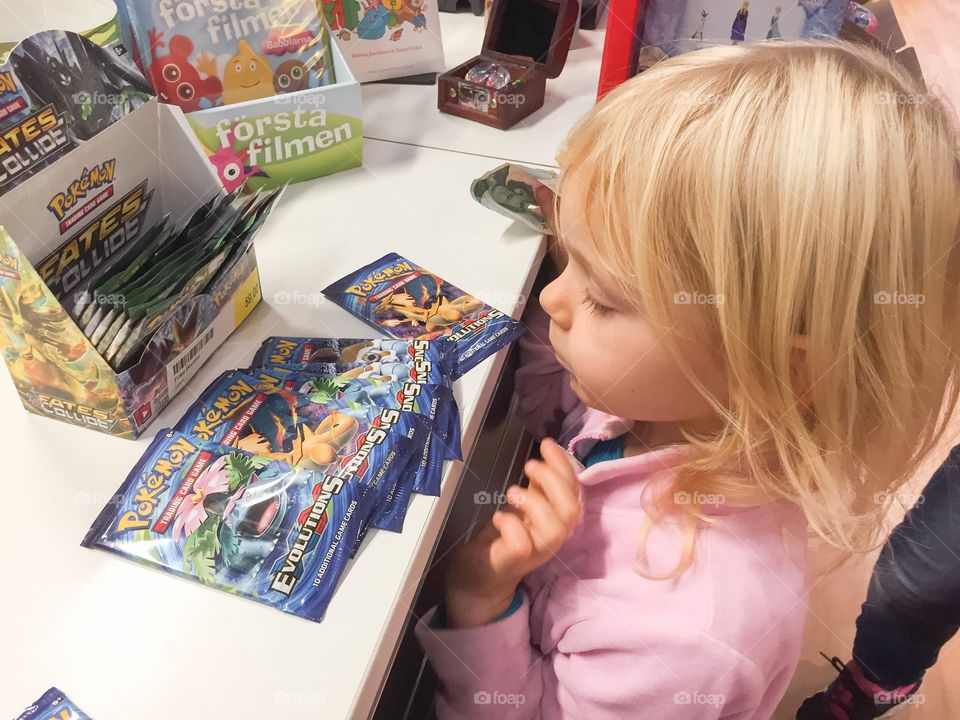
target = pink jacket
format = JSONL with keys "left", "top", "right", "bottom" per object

{"left": 415, "top": 306, "right": 808, "bottom": 719}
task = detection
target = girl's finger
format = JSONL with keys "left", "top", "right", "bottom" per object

{"left": 490, "top": 510, "right": 533, "bottom": 569}
{"left": 540, "top": 438, "right": 579, "bottom": 488}
{"left": 525, "top": 459, "right": 581, "bottom": 528}
{"left": 507, "top": 486, "right": 570, "bottom": 555}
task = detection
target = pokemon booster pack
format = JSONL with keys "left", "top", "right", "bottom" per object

{"left": 323, "top": 254, "right": 527, "bottom": 378}
{"left": 83, "top": 428, "right": 381, "bottom": 622}
{"left": 15, "top": 688, "right": 93, "bottom": 720}
{"left": 172, "top": 367, "right": 431, "bottom": 534}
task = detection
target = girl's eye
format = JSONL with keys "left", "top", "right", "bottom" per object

{"left": 581, "top": 291, "right": 614, "bottom": 317}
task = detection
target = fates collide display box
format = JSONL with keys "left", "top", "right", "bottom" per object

{"left": 0, "top": 100, "right": 264, "bottom": 438}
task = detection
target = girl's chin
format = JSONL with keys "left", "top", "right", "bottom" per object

{"left": 568, "top": 374, "right": 590, "bottom": 402}
{"left": 568, "top": 376, "right": 614, "bottom": 416}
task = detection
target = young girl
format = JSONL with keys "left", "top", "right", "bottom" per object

{"left": 416, "top": 41, "right": 960, "bottom": 718}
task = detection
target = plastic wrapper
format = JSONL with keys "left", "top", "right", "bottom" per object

{"left": 64, "top": 186, "right": 283, "bottom": 371}
{"left": 83, "top": 429, "right": 373, "bottom": 622}
{"left": 251, "top": 336, "right": 462, "bottom": 463}
{"left": 252, "top": 336, "right": 458, "bottom": 383}
{"left": 471, "top": 163, "right": 558, "bottom": 235}
{"left": 174, "top": 369, "right": 426, "bottom": 534}
{"left": 121, "top": 0, "right": 337, "bottom": 111}
{"left": 297, "top": 374, "right": 459, "bottom": 496}
{"left": 16, "top": 688, "right": 92, "bottom": 720}
{"left": 323, "top": 253, "right": 526, "bottom": 378}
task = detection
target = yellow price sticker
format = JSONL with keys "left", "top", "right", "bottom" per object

{"left": 234, "top": 269, "right": 263, "bottom": 326}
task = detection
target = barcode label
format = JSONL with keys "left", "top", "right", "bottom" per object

{"left": 166, "top": 327, "right": 216, "bottom": 394}
{"left": 174, "top": 329, "right": 214, "bottom": 376}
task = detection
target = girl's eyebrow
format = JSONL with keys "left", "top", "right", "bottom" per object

{"left": 589, "top": 278, "right": 623, "bottom": 306}
{"left": 564, "top": 240, "right": 589, "bottom": 273}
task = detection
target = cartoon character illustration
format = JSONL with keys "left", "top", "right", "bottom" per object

{"left": 120, "top": 302, "right": 207, "bottom": 412}
{"left": 235, "top": 411, "right": 359, "bottom": 470}
{"left": 382, "top": 0, "right": 406, "bottom": 26}
{"left": 767, "top": 5, "right": 783, "bottom": 39}
{"left": 357, "top": 0, "right": 390, "bottom": 40}
{"left": 273, "top": 59, "right": 311, "bottom": 94}
{"left": 339, "top": 381, "right": 395, "bottom": 406}
{"left": 380, "top": 0, "right": 408, "bottom": 39}
{"left": 375, "top": 280, "right": 485, "bottom": 338}
{"left": 9, "top": 31, "right": 152, "bottom": 142}
{"left": 218, "top": 470, "right": 291, "bottom": 574}
{"left": 321, "top": 0, "right": 362, "bottom": 40}
{"left": 409, "top": 0, "right": 428, "bottom": 31}
{"left": 342, "top": 338, "right": 411, "bottom": 365}
{"left": 0, "top": 252, "right": 123, "bottom": 426}
{"left": 798, "top": 0, "right": 847, "bottom": 39}
{"left": 731, "top": 1, "right": 750, "bottom": 44}
{"left": 222, "top": 40, "right": 275, "bottom": 105}
{"left": 204, "top": 126, "right": 268, "bottom": 193}
{"left": 148, "top": 30, "right": 222, "bottom": 112}
{"left": 171, "top": 451, "right": 295, "bottom": 577}
{"left": 691, "top": 9, "right": 709, "bottom": 41}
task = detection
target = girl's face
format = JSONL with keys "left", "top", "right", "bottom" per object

{"left": 539, "top": 172, "right": 727, "bottom": 425}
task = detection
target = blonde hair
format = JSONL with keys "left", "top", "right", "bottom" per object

{"left": 557, "top": 41, "right": 960, "bottom": 573}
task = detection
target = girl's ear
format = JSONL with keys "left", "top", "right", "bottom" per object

{"left": 790, "top": 336, "right": 812, "bottom": 410}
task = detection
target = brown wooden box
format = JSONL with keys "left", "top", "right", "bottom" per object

{"left": 438, "top": 0, "right": 579, "bottom": 129}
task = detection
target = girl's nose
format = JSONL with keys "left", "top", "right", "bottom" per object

{"left": 540, "top": 275, "right": 571, "bottom": 330}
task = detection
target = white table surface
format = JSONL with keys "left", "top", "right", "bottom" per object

{"left": 1, "top": 16, "right": 602, "bottom": 720}
{"left": 362, "top": 13, "right": 606, "bottom": 168}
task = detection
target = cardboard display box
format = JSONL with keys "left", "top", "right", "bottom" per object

{"left": 112, "top": 1, "right": 364, "bottom": 191}
{"left": 187, "top": 38, "right": 363, "bottom": 191}
{"left": 0, "top": 99, "right": 263, "bottom": 438}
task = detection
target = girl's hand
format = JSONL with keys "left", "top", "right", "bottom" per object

{"left": 444, "top": 438, "right": 582, "bottom": 628}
